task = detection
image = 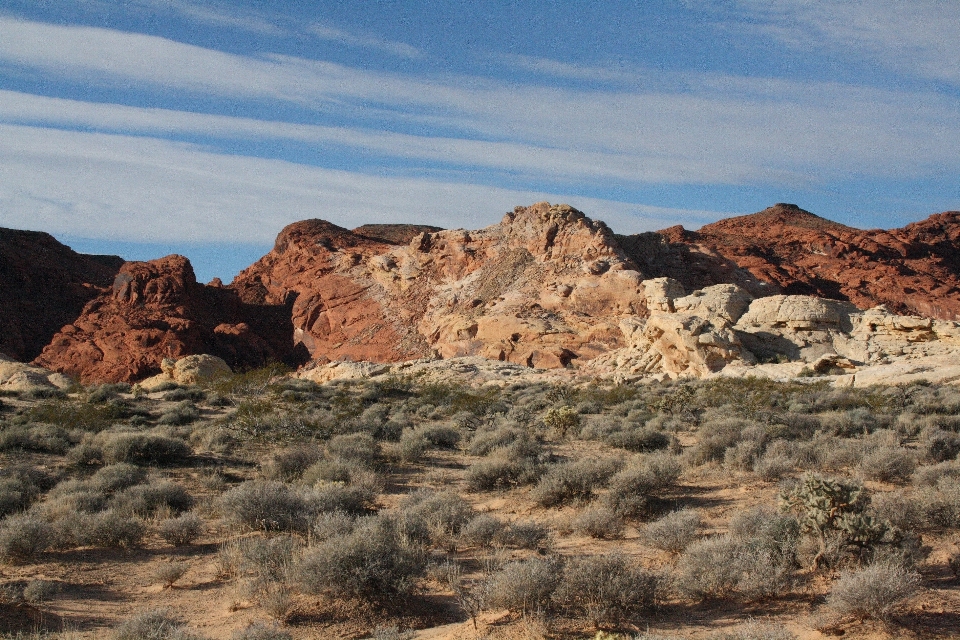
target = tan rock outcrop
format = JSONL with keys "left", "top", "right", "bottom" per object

{"left": 138, "top": 354, "right": 232, "bottom": 390}
{"left": 0, "top": 353, "right": 73, "bottom": 393}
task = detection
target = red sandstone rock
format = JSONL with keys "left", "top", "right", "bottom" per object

{"left": 0, "top": 228, "right": 123, "bottom": 361}
{"left": 619, "top": 204, "right": 960, "bottom": 320}
{"left": 34, "top": 255, "right": 306, "bottom": 383}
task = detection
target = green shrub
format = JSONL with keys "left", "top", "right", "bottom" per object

{"left": 827, "top": 560, "right": 920, "bottom": 621}
{"left": 553, "top": 553, "right": 658, "bottom": 627}
{"left": 101, "top": 433, "right": 192, "bottom": 465}
{"left": 543, "top": 406, "right": 580, "bottom": 437}
{"left": 297, "top": 515, "right": 425, "bottom": 602}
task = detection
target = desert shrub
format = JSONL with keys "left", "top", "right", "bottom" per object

{"left": 914, "top": 459, "right": 960, "bottom": 486}
{"left": 780, "top": 473, "right": 886, "bottom": 569}
{"left": 554, "top": 553, "right": 658, "bottom": 626}
{"left": 674, "top": 534, "right": 794, "bottom": 601}
{"left": 468, "top": 425, "right": 522, "bottom": 456}
{"left": 22, "top": 579, "right": 59, "bottom": 605}
{"left": 66, "top": 440, "right": 105, "bottom": 467}
{"left": 483, "top": 556, "right": 563, "bottom": 615}
{"left": 530, "top": 456, "right": 621, "bottom": 507}
{"left": 397, "top": 490, "right": 473, "bottom": 545}
{"left": 922, "top": 428, "right": 960, "bottom": 463}
{"left": 218, "top": 535, "right": 300, "bottom": 585}
{"left": 858, "top": 446, "right": 916, "bottom": 483}
{"left": 604, "top": 453, "right": 681, "bottom": 519}
{"left": 605, "top": 425, "right": 672, "bottom": 453}
{"left": 261, "top": 444, "right": 323, "bottom": 481}
{"left": 543, "top": 406, "right": 581, "bottom": 437}
{"left": 821, "top": 408, "right": 879, "bottom": 437}
{"left": 158, "top": 512, "right": 203, "bottom": 546}
{"left": 162, "top": 387, "right": 206, "bottom": 402}
{"left": 82, "top": 510, "right": 146, "bottom": 548}
{"left": 728, "top": 506, "right": 801, "bottom": 560}
{"left": 916, "top": 477, "right": 960, "bottom": 528}
{"left": 298, "top": 515, "right": 425, "bottom": 602}
{"left": 689, "top": 418, "right": 756, "bottom": 465}
{"left": 419, "top": 423, "right": 461, "bottom": 449}
{"left": 0, "top": 423, "right": 72, "bottom": 454}
{"left": 157, "top": 401, "right": 201, "bottom": 426}
{"left": 752, "top": 442, "right": 796, "bottom": 481}
{"left": 397, "top": 429, "right": 430, "bottom": 463}
{"left": 26, "top": 399, "right": 127, "bottom": 431}
{"left": 89, "top": 463, "right": 147, "bottom": 494}
{"left": 313, "top": 510, "right": 356, "bottom": 541}
{"left": 573, "top": 505, "right": 625, "bottom": 539}
{"left": 232, "top": 622, "right": 292, "bottom": 640}
{"left": 466, "top": 439, "right": 545, "bottom": 491}
{"left": 221, "top": 481, "right": 321, "bottom": 533}
{"left": 642, "top": 508, "right": 700, "bottom": 554}
{"left": 461, "top": 514, "right": 506, "bottom": 547}
{"left": 111, "top": 481, "right": 194, "bottom": 516}
{"left": 155, "top": 561, "right": 189, "bottom": 587}
{"left": 313, "top": 479, "right": 379, "bottom": 516}
{"left": 871, "top": 489, "right": 924, "bottom": 531}
{"left": 707, "top": 620, "right": 797, "bottom": 640}
{"left": 827, "top": 560, "right": 921, "bottom": 621}
{"left": 495, "top": 520, "right": 550, "bottom": 549}
{"left": 101, "top": 433, "right": 192, "bottom": 465}
{"left": 326, "top": 433, "right": 381, "bottom": 466}
{"left": 301, "top": 457, "right": 358, "bottom": 485}
{"left": 0, "top": 513, "right": 54, "bottom": 561}
{"left": 113, "top": 609, "right": 205, "bottom": 640}
{"left": 0, "top": 467, "right": 55, "bottom": 518}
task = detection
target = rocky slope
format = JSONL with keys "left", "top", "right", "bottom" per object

{"left": 0, "top": 228, "right": 123, "bottom": 361}
{"left": 34, "top": 255, "right": 307, "bottom": 383}
{"left": 620, "top": 203, "right": 960, "bottom": 320}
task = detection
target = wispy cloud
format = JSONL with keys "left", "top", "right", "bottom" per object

{"left": 728, "top": 0, "right": 960, "bottom": 86}
{"left": 0, "top": 123, "right": 699, "bottom": 244}
{"left": 309, "top": 23, "right": 423, "bottom": 59}
{"left": 1, "top": 16, "right": 957, "bottom": 190}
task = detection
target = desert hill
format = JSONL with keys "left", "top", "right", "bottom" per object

{"left": 4, "top": 202, "right": 960, "bottom": 383}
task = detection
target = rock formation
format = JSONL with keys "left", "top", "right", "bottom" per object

{"left": 34, "top": 255, "right": 307, "bottom": 383}
{"left": 4, "top": 201, "right": 960, "bottom": 385}
{"left": 138, "top": 354, "right": 233, "bottom": 390}
{"left": 231, "top": 203, "right": 650, "bottom": 369}
{"left": 0, "top": 353, "right": 74, "bottom": 393}
{"left": 0, "top": 228, "right": 123, "bottom": 361}
{"left": 619, "top": 203, "right": 960, "bottom": 320}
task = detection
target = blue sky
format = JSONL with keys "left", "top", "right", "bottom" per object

{"left": 0, "top": 1, "right": 958, "bottom": 282}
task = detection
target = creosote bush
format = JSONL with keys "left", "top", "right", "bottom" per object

{"left": 220, "top": 481, "right": 318, "bottom": 533}
{"left": 642, "top": 508, "right": 701, "bottom": 554}
{"left": 101, "top": 433, "right": 192, "bottom": 465}
{"left": 158, "top": 512, "right": 203, "bottom": 546}
{"left": 530, "top": 456, "right": 621, "bottom": 507}
{"left": 483, "top": 555, "right": 563, "bottom": 615}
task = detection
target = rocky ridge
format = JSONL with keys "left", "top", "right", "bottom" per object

{"left": 8, "top": 201, "right": 960, "bottom": 385}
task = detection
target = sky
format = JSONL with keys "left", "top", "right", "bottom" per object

{"left": 0, "top": 1, "right": 958, "bottom": 283}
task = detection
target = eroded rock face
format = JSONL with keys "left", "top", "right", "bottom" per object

{"left": 231, "top": 202, "right": 648, "bottom": 369}
{"left": 619, "top": 203, "right": 960, "bottom": 321}
{"left": 34, "top": 255, "right": 307, "bottom": 383}
{"left": 0, "top": 228, "right": 123, "bottom": 361}
{"left": 0, "top": 353, "right": 73, "bottom": 393}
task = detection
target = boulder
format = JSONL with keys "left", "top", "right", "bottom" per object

{"left": 0, "top": 353, "right": 74, "bottom": 393}
{"left": 138, "top": 354, "right": 232, "bottom": 390}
